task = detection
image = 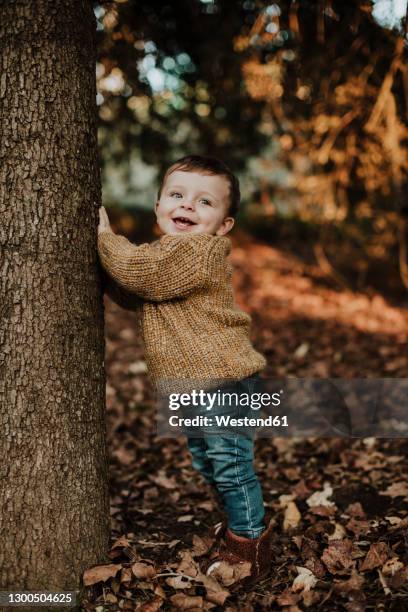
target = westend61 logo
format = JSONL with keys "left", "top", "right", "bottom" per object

{"left": 167, "top": 388, "right": 282, "bottom": 411}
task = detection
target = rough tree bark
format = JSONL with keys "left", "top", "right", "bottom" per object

{"left": 0, "top": 0, "right": 110, "bottom": 596}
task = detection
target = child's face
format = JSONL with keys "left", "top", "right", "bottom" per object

{"left": 155, "top": 170, "right": 235, "bottom": 236}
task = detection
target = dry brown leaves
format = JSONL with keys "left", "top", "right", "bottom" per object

{"left": 81, "top": 233, "right": 408, "bottom": 610}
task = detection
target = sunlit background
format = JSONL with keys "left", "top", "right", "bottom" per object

{"left": 94, "top": 0, "right": 407, "bottom": 297}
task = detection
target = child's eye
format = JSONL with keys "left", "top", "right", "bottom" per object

{"left": 170, "top": 191, "right": 182, "bottom": 198}
{"left": 200, "top": 198, "right": 211, "bottom": 206}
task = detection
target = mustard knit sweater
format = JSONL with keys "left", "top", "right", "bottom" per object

{"left": 97, "top": 231, "right": 266, "bottom": 392}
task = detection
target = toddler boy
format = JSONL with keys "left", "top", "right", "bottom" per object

{"left": 97, "top": 155, "right": 274, "bottom": 586}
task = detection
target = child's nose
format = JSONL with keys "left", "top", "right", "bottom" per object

{"left": 181, "top": 201, "right": 195, "bottom": 210}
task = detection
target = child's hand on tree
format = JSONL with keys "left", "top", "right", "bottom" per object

{"left": 98, "top": 206, "right": 114, "bottom": 235}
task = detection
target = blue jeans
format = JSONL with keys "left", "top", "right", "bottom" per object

{"left": 186, "top": 374, "right": 265, "bottom": 539}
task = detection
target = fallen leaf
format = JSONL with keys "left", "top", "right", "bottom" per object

{"left": 333, "top": 569, "right": 365, "bottom": 594}
{"left": 150, "top": 472, "right": 178, "bottom": 490}
{"left": 291, "top": 566, "right": 318, "bottom": 592}
{"left": 143, "top": 486, "right": 159, "bottom": 500}
{"left": 104, "top": 593, "right": 118, "bottom": 604}
{"left": 166, "top": 574, "right": 193, "bottom": 589}
{"left": 387, "top": 517, "right": 408, "bottom": 532}
{"left": 278, "top": 493, "right": 296, "bottom": 508}
{"left": 83, "top": 563, "right": 121, "bottom": 586}
{"left": 177, "top": 515, "right": 194, "bottom": 522}
{"left": 304, "top": 555, "right": 327, "bottom": 579}
{"left": 360, "top": 542, "right": 389, "bottom": 572}
{"left": 345, "top": 518, "right": 371, "bottom": 536}
{"left": 301, "top": 589, "right": 321, "bottom": 607}
{"left": 208, "top": 560, "right": 251, "bottom": 587}
{"left": 292, "top": 479, "right": 312, "bottom": 499}
{"left": 177, "top": 551, "right": 201, "bottom": 578}
{"left": 381, "top": 557, "right": 403, "bottom": 576}
{"left": 283, "top": 467, "right": 301, "bottom": 481}
{"left": 321, "top": 539, "right": 356, "bottom": 574}
{"left": 380, "top": 482, "right": 408, "bottom": 499}
{"left": 191, "top": 534, "right": 213, "bottom": 557}
{"left": 328, "top": 523, "right": 347, "bottom": 540}
{"left": 132, "top": 562, "right": 156, "bottom": 579}
{"left": 120, "top": 567, "right": 133, "bottom": 583}
{"left": 294, "top": 342, "right": 310, "bottom": 359}
{"left": 198, "top": 573, "right": 230, "bottom": 605}
{"left": 307, "top": 504, "right": 336, "bottom": 517}
{"left": 113, "top": 447, "right": 135, "bottom": 466}
{"left": 385, "top": 516, "right": 402, "bottom": 525}
{"left": 170, "top": 593, "right": 204, "bottom": 609}
{"left": 205, "top": 588, "right": 230, "bottom": 606}
{"left": 197, "top": 501, "right": 214, "bottom": 511}
{"left": 136, "top": 595, "right": 163, "bottom": 611}
{"left": 276, "top": 589, "right": 302, "bottom": 606}
{"left": 128, "top": 360, "right": 148, "bottom": 374}
{"left": 154, "top": 585, "right": 166, "bottom": 598}
{"left": 283, "top": 501, "right": 301, "bottom": 531}
{"left": 306, "top": 482, "right": 336, "bottom": 508}
{"left": 346, "top": 502, "right": 366, "bottom": 518}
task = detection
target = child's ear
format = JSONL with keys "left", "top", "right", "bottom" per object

{"left": 216, "top": 217, "right": 235, "bottom": 236}
{"left": 155, "top": 200, "right": 160, "bottom": 212}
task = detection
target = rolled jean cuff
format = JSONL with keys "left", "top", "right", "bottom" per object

{"left": 229, "top": 525, "right": 266, "bottom": 539}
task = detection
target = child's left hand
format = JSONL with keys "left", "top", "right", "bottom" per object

{"left": 98, "top": 206, "right": 113, "bottom": 235}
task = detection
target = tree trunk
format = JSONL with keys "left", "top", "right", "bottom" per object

{"left": 0, "top": 0, "right": 109, "bottom": 597}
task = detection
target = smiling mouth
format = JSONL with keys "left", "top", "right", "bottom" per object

{"left": 172, "top": 217, "right": 197, "bottom": 227}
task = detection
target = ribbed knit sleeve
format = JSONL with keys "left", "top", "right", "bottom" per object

{"left": 97, "top": 231, "right": 230, "bottom": 302}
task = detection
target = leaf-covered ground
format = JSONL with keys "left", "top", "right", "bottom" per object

{"left": 82, "top": 231, "right": 408, "bottom": 611}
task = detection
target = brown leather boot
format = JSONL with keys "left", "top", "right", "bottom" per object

{"left": 202, "top": 516, "right": 274, "bottom": 588}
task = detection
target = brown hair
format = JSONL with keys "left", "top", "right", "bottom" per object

{"left": 157, "top": 155, "right": 240, "bottom": 217}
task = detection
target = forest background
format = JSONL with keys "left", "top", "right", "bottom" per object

{"left": 1, "top": 2, "right": 407, "bottom": 609}
{"left": 96, "top": 0, "right": 408, "bottom": 300}
{"left": 81, "top": 2, "right": 408, "bottom": 610}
